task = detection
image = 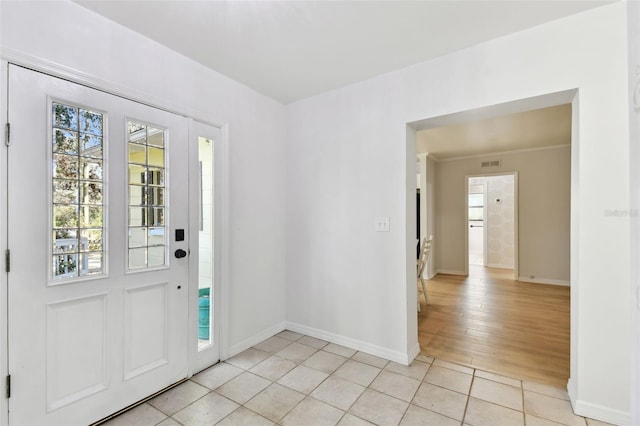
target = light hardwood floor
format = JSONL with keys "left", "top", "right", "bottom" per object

{"left": 418, "top": 265, "right": 570, "bottom": 387}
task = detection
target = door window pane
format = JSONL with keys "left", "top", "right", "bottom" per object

{"left": 129, "top": 227, "right": 147, "bottom": 248}
{"left": 127, "top": 120, "right": 167, "bottom": 270}
{"left": 53, "top": 154, "right": 79, "bottom": 179}
{"left": 128, "top": 248, "right": 146, "bottom": 269}
{"left": 129, "top": 164, "right": 146, "bottom": 185}
{"left": 53, "top": 180, "right": 79, "bottom": 204}
{"left": 51, "top": 102, "right": 105, "bottom": 281}
{"left": 53, "top": 129, "right": 78, "bottom": 154}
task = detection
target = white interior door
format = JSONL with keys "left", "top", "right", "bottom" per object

{"left": 7, "top": 65, "right": 190, "bottom": 425}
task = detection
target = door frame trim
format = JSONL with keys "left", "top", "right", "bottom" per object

{"left": 1, "top": 59, "right": 9, "bottom": 426}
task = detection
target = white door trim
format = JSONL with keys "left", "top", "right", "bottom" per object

{"left": 0, "top": 59, "right": 9, "bottom": 426}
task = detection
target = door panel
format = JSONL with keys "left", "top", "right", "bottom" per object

{"left": 7, "top": 65, "right": 189, "bottom": 425}
{"left": 123, "top": 282, "right": 169, "bottom": 380}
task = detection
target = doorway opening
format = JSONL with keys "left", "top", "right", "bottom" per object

{"left": 466, "top": 173, "right": 517, "bottom": 278}
{"left": 409, "top": 92, "right": 574, "bottom": 386}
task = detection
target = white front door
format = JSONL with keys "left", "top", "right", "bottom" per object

{"left": 7, "top": 65, "right": 190, "bottom": 425}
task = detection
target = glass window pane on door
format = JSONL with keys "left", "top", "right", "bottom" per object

{"left": 51, "top": 102, "right": 105, "bottom": 281}
{"left": 127, "top": 121, "right": 167, "bottom": 270}
{"left": 198, "top": 136, "right": 213, "bottom": 348}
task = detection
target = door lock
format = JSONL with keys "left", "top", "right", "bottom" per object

{"left": 174, "top": 249, "right": 187, "bottom": 259}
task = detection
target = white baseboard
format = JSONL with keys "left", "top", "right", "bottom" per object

{"left": 573, "top": 398, "right": 630, "bottom": 425}
{"left": 518, "top": 276, "right": 570, "bottom": 286}
{"left": 567, "top": 378, "right": 577, "bottom": 404}
{"left": 568, "top": 378, "right": 630, "bottom": 425}
{"left": 436, "top": 269, "right": 466, "bottom": 276}
{"left": 407, "top": 341, "right": 421, "bottom": 364}
{"left": 224, "top": 321, "right": 286, "bottom": 361}
{"left": 285, "top": 321, "right": 419, "bottom": 365}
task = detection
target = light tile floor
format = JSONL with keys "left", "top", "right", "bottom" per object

{"left": 103, "top": 331, "right": 615, "bottom": 426}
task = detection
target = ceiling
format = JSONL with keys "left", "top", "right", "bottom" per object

{"left": 75, "top": 0, "right": 612, "bottom": 104}
{"left": 416, "top": 104, "right": 572, "bottom": 160}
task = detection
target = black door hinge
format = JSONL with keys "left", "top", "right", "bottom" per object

{"left": 6, "top": 375, "right": 10, "bottom": 399}
{"left": 5, "top": 250, "right": 9, "bottom": 273}
{"left": 5, "top": 123, "right": 10, "bottom": 147}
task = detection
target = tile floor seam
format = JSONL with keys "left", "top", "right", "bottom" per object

{"left": 210, "top": 406, "right": 235, "bottom": 426}
{"left": 391, "top": 375, "right": 415, "bottom": 426}
{"left": 397, "top": 402, "right": 411, "bottom": 425}
{"left": 308, "top": 379, "right": 363, "bottom": 413}
{"left": 247, "top": 385, "right": 301, "bottom": 425}
{"left": 471, "top": 377, "right": 526, "bottom": 413}
{"left": 152, "top": 383, "right": 213, "bottom": 417}
{"left": 409, "top": 402, "right": 467, "bottom": 425}
{"left": 330, "top": 410, "right": 348, "bottom": 426}
{"left": 274, "top": 394, "right": 306, "bottom": 426}
{"left": 521, "top": 377, "right": 526, "bottom": 425}
{"left": 526, "top": 388, "right": 572, "bottom": 402}
{"left": 284, "top": 395, "right": 350, "bottom": 426}
{"left": 412, "top": 355, "right": 477, "bottom": 422}
{"left": 421, "top": 377, "right": 471, "bottom": 397}
{"left": 460, "top": 368, "right": 476, "bottom": 425}
{"left": 292, "top": 366, "right": 340, "bottom": 422}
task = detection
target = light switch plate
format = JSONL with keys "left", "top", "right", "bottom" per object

{"left": 375, "top": 217, "right": 390, "bottom": 232}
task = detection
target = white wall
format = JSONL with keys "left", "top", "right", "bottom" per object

{"left": 0, "top": 0, "right": 287, "bottom": 358}
{"left": 285, "top": 3, "right": 630, "bottom": 423}
{"left": 437, "top": 148, "right": 568, "bottom": 281}
{"left": 627, "top": 1, "right": 640, "bottom": 424}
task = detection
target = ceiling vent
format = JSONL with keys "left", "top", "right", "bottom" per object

{"left": 481, "top": 160, "right": 501, "bottom": 168}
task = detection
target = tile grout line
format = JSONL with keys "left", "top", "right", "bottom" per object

{"left": 521, "top": 378, "right": 526, "bottom": 425}
{"left": 275, "top": 341, "right": 383, "bottom": 425}
{"left": 257, "top": 340, "right": 316, "bottom": 425}
{"left": 461, "top": 368, "right": 476, "bottom": 425}
{"left": 268, "top": 339, "right": 357, "bottom": 425}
